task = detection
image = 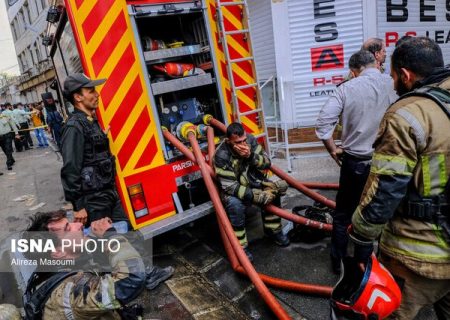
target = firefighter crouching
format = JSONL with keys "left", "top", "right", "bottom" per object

{"left": 61, "top": 74, "right": 128, "bottom": 226}
{"left": 213, "top": 122, "right": 290, "bottom": 262}
{"left": 348, "top": 37, "right": 450, "bottom": 319}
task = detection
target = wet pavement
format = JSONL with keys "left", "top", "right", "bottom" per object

{"left": 0, "top": 138, "right": 439, "bottom": 319}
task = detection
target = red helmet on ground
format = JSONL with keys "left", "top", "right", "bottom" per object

{"left": 331, "top": 255, "right": 402, "bottom": 320}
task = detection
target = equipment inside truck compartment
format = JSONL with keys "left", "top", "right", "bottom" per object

{"left": 134, "top": 3, "right": 225, "bottom": 161}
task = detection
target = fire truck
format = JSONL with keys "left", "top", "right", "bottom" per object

{"left": 46, "top": 0, "right": 267, "bottom": 238}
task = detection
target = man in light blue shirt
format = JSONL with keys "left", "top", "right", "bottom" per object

{"left": 315, "top": 50, "right": 398, "bottom": 274}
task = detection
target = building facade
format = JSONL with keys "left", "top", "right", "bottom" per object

{"left": 5, "top": 0, "right": 57, "bottom": 104}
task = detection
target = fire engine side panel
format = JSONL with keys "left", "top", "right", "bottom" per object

{"left": 64, "top": 0, "right": 176, "bottom": 228}
{"left": 205, "top": 0, "right": 264, "bottom": 136}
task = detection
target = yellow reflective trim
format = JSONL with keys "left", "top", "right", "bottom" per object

{"left": 438, "top": 154, "right": 447, "bottom": 192}
{"left": 432, "top": 223, "right": 450, "bottom": 249}
{"left": 237, "top": 186, "right": 246, "bottom": 199}
{"left": 234, "top": 230, "right": 246, "bottom": 237}
{"left": 264, "top": 223, "right": 281, "bottom": 230}
{"left": 215, "top": 167, "right": 236, "bottom": 178}
{"left": 371, "top": 153, "right": 416, "bottom": 176}
{"left": 257, "top": 155, "right": 263, "bottom": 167}
{"left": 264, "top": 215, "right": 281, "bottom": 222}
{"left": 381, "top": 229, "right": 450, "bottom": 260}
{"left": 255, "top": 144, "right": 263, "bottom": 154}
{"left": 422, "top": 155, "right": 431, "bottom": 196}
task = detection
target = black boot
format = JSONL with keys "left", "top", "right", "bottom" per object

{"left": 265, "top": 230, "right": 290, "bottom": 247}
{"left": 145, "top": 265, "right": 174, "bottom": 290}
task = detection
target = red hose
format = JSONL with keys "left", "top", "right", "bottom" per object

{"left": 162, "top": 128, "right": 215, "bottom": 177}
{"left": 301, "top": 182, "right": 339, "bottom": 190}
{"left": 163, "top": 129, "right": 333, "bottom": 230}
{"left": 205, "top": 118, "right": 337, "bottom": 209}
{"left": 206, "top": 126, "right": 215, "bottom": 168}
{"left": 188, "top": 132, "right": 292, "bottom": 320}
{"left": 266, "top": 204, "right": 332, "bottom": 232}
{"left": 270, "top": 166, "right": 336, "bottom": 210}
{"left": 164, "top": 128, "right": 332, "bottom": 305}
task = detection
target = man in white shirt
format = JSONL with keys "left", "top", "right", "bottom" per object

{"left": 315, "top": 50, "right": 397, "bottom": 274}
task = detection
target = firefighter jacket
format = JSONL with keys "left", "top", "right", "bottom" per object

{"left": 213, "top": 134, "right": 271, "bottom": 203}
{"left": 352, "top": 69, "right": 450, "bottom": 279}
{"left": 61, "top": 109, "right": 115, "bottom": 211}
{"left": 42, "top": 234, "right": 146, "bottom": 319}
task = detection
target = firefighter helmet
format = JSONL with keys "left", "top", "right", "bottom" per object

{"left": 331, "top": 255, "right": 402, "bottom": 319}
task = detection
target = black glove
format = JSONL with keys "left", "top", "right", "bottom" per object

{"left": 348, "top": 226, "right": 374, "bottom": 263}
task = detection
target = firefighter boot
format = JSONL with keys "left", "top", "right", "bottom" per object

{"left": 265, "top": 230, "right": 290, "bottom": 247}
{"left": 145, "top": 265, "right": 174, "bottom": 290}
{"left": 263, "top": 213, "right": 290, "bottom": 247}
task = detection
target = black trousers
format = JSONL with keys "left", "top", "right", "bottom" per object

{"left": 331, "top": 152, "right": 371, "bottom": 260}
{"left": 82, "top": 188, "right": 129, "bottom": 226}
{"left": 19, "top": 122, "right": 32, "bottom": 148}
{"left": 0, "top": 133, "right": 14, "bottom": 168}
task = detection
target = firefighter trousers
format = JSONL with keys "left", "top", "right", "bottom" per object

{"left": 224, "top": 195, "right": 282, "bottom": 247}
{"left": 380, "top": 252, "right": 450, "bottom": 320}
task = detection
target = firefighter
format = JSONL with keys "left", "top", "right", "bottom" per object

{"left": 213, "top": 122, "right": 290, "bottom": 261}
{"left": 22, "top": 210, "right": 170, "bottom": 319}
{"left": 0, "top": 110, "right": 20, "bottom": 171}
{"left": 316, "top": 49, "right": 397, "bottom": 274}
{"left": 349, "top": 37, "right": 450, "bottom": 319}
{"left": 61, "top": 73, "right": 128, "bottom": 226}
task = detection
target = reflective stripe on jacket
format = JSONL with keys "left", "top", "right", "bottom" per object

{"left": 352, "top": 77, "right": 450, "bottom": 279}
{"left": 213, "top": 134, "right": 271, "bottom": 202}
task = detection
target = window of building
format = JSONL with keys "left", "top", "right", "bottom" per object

{"left": 23, "top": 2, "right": 31, "bottom": 25}
{"left": 18, "top": 11, "right": 26, "bottom": 34}
{"left": 11, "top": 23, "right": 17, "bottom": 41}
{"left": 34, "top": 42, "right": 42, "bottom": 62}
{"left": 40, "top": 0, "right": 48, "bottom": 11}
{"left": 28, "top": 45, "right": 36, "bottom": 66}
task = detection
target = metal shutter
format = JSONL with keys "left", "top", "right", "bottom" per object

{"left": 287, "top": 0, "right": 364, "bottom": 126}
{"left": 248, "top": 0, "right": 276, "bottom": 81}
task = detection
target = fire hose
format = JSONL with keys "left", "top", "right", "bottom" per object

{"left": 163, "top": 125, "right": 333, "bottom": 318}
{"left": 202, "top": 115, "right": 338, "bottom": 208}
{"left": 186, "top": 127, "right": 292, "bottom": 320}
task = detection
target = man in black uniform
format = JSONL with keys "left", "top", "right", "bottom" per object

{"left": 61, "top": 74, "right": 128, "bottom": 226}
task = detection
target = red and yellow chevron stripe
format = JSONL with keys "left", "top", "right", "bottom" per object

{"left": 206, "top": 0, "right": 263, "bottom": 136}
{"left": 65, "top": 0, "right": 170, "bottom": 228}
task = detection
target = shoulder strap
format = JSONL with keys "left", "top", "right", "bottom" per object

{"left": 400, "top": 85, "right": 450, "bottom": 119}
{"left": 24, "top": 271, "right": 77, "bottom": 320}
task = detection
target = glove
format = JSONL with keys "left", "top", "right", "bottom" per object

{"left": 348, "top": 225, "right": 374, "bottom": 263}
{"left": 252, "top": 189, "right": 276, "bottom": 206}
{"left": 273, "top": 180, "right": 288, "bottom": 196}
{"left": 261, "top": 180, "right": 289, "bottom": 196}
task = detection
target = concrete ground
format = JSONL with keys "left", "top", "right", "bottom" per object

{"left": 0, "top": 137, "right": 438, "bottom": 319}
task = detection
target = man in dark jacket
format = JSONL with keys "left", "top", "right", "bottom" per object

{"left": 61, "top": 74, "right": 127, "bottom": 226}
{"left": 213, "top": 122, "right": 290, "bottom": 261}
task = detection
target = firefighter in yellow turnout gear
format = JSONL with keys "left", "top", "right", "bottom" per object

{"left": 213, "top": 122, "right": 290, "bottom": 261}
{"left": 349, "top": 37, "right": 450, "bottom": 319}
